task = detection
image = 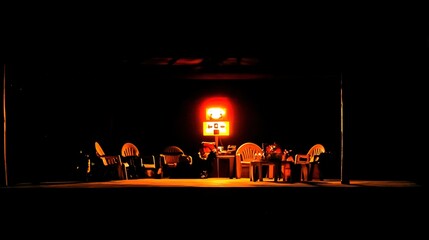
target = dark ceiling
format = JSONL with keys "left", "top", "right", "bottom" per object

{"left": 3, "top": 6, "right": 427, "bottom": 78}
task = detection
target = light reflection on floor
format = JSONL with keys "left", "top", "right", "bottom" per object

{"left": 5, "top": 178, "right": 423, "bottom": 188}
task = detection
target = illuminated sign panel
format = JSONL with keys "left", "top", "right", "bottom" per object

{"left": 206, "top": 107, "right": 226, "bottom": 120}
{"left": 203, "top": 121, "right": 230, "bottom": 136}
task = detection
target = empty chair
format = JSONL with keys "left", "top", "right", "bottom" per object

{"left": 121, "top": 142, "right": 142, "bottom": 179}
{"left": 121, "top": 142, "right": 158, "bottom": 178}
{"left": 141, "top": 155, "right": 159, "bottom": 178}
{"left": 159, "top": 146, "right": 193, "bottom": 178}
{"left": 294, "top": 144, "right": 326, "bottom": 181}
{"left": 94, "top": 141, "right": 127, "bottom": 180}
{"left": 235, "top": 142, "right": 264, "bottom": 179}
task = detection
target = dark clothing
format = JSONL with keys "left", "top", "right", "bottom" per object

{"left": 198, "top": 150, "right": 216, "bottom": 178}
{"left": 197, "top": 142, "right": 217, "bottom": 178}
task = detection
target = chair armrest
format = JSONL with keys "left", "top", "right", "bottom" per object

{"left": 159, "top": 154, "right": 166, "bottom": 165}
{"left": 180, "top": 154, "right": 193, "bottom": 165}
{"left": 198, "top": 151, "right": 206, "bottom": 160}
{"left": 142, "top": 155, "right": 156, "bottom": 169}
{"left": 98, "top": 154, "right": 122, "bottom": 166}
{"left": 311, "top": 154, "right": 320, "bottom": 163}
{"left": 295, "top": 154, "right": 310, "bottom": 164}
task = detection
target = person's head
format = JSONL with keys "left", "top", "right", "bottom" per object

{"left": 199, "top": 142, "right": 216, "bottom": 158}
{"left": 266, "top": 142, "right": 282, "bottom": 153}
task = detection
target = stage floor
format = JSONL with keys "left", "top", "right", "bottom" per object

{"left": 2, "top": 178, "right": 427, "bottom": 230}
{"left": 3, "top": 178, "right": 423, "bottom": 189}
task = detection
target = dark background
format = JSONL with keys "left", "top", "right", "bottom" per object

{"left": 1, "top": 6, "right": 427, "bottom": 185}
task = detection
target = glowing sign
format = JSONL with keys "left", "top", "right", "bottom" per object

{"left": 206, "top": 107, "right": 226, "bottom": 120}
{"left": 203, "top": 121, "right": 230, "bottom": 136}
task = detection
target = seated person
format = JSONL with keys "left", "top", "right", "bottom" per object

{"left": 197, "top": 142, "right": 216, "bottom": 178}
{"left": 265, "top": 142, "right": 283, "bottom": 157}
{"left": 266, "top": 142, "right": 295, "bottom": 182}
{"left": 265, "top": 142, "right": 283, "bottom": 181}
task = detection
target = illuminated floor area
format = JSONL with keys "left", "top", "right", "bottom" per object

{"left": 3, "top": 178, "right": 424, "bottom": 188}
{"left": 3, "top": 178, "right": 425, "bottom": 204}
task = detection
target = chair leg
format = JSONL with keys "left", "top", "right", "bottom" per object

{"left": 311, "top": 163, "right": 322, "bottom": 181}
{"left": 157, "top": 167, "right": 163, "bottom": 178}
{"left": 301, "top": 164, "right": 308, "bottom": 181}
{"left": 123, "top": 165, "right": 128, "bottom": 180}
{"left": 282, "top": 162, "right": 291, "bottom": 182}
{"left": 268, "top": 165, "right": 274, "bottom": 179}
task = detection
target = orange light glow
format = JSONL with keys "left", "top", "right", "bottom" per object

{"left": 203, "top": 121, "right": 230, "bottom": 136}
{"left": 198, "top": 96, "right": 235, "bottom": 137}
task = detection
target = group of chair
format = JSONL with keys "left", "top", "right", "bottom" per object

{"left": 94, "top": 141, "right": 154, "bottom": 180}
{"left": 235, "top": 142, "right": 326, "bottom": 182}
{"left": 94, "top": 141, "right": 193, "bottom": 180}
{"left": 93, "top": 141, "right": 326, "bottom": 182}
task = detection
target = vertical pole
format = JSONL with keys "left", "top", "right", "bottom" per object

{"left": 214, "top": 135, "right": 219, "bottom": 177}
{"left": 3, "top": 64, "right": 8, "bottom": 187}
{"left": 214, "top": 135, "right": 219, "bottom": 149}
{"left": 340, "top": 72, "right": 349, "bottom": 184}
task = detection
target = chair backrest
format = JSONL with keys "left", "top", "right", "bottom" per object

{"left": 95, "top": 141, "right": 121, "bottom": 166}
{"left": 163, "top": 146, "right": 185, "bottom": 155}
{"left": 236, "top": 142, "right": 263, "bottom": 163}
{"left": 160, "top": 146, "right": 192, "bottom": 166}
{"left": 307, "top": 144, "right": 326, "bottom": 163}
{"left": 95, "top": 141, "right": 105, "bottom": 156}
{"left": 121, "top": 142, "right": 140, "bottom": 157}
{"left": 121, "top": 142, "right": 156, "bottom": 169}
{"left": 94, "top": 141, "right": 127, "bottom": 180}
{"left": 95, "top": 141, "right": 109, "bottom": 166}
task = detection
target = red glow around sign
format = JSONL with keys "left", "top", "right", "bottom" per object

{"left": 198, "top": 96, "right": 234, "bottom": 136}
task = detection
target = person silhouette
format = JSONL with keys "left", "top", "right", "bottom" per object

{"left": 265, "top": 142, "right": 283, "bottom": 181}
{"left": 197, "top": 142, "right": 216, "bottom": 178}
